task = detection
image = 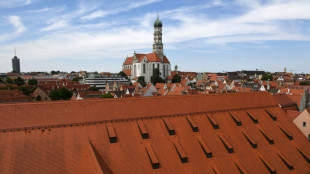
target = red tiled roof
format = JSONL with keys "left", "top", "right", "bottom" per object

{"left": 273, "top": 93, "right": 297, "bottom": 107}
{"left": 123, "top": 57, "right": 133, "bottom": 65}
{"left": 122, "top": 69, "right": 131, "bottom": 76}
{"left": 0, "top": 92, "right": 309, "bottom": 173}
{"left": 286, "top": 110, "right": 300, "bottom": 121}
{"left": 123, "top": 52, "right": 170, "bottom": 65}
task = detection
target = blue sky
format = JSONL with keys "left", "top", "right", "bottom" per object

{"left": 0, "top": 0, "right": 310, "bottom": 73}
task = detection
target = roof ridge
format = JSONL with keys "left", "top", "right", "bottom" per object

{"left": 0, "top": 105, "right": 278, "bottom": 134}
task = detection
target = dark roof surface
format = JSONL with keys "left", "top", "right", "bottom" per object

{"left": 0, "top": 92, "right": 309, "bottom": 174}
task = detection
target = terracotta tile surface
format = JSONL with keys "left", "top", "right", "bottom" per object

{"left": 0, "top": 92, "right": 309, "bottom": 173}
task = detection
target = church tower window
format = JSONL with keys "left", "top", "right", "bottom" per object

{"left": 143, "top": 64, "right": 146, "bottom": 74}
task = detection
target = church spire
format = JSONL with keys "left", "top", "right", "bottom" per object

{"left": 153, "top": 16, "right": 164, "bottom": 62}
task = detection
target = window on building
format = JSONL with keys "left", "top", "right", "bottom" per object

{"left": 303, "top": 122, "right": 306, "bottom": 127}
{"left": 163, "top": 65, "right": 165, "bottom": 77}
{"left": 143, "top": 64, "right": 146, "bottom": 74}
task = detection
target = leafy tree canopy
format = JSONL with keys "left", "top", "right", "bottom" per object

{"left": 49, "top": 87, "right": 73, "bottom": 100}
{"left": 72, "top": 77, "right": 82, "bottom": 82}
{"left": 261, "top": 74, "right": 273, "bottom": 81}
{"left": 300, "top": 82, "right": 310, "bottom": 85}
{"left": 101, "top": 93, "right": 114, "bottom": 98}
{"left": 119, "top": 71, "right": 128, "bottom": 79}
{"left": 14, "top": 77, "right": 25, "bottom": 86}
{"left": 5, "top": 77, "right": 14, "bottom": 84}
{"left": 0, "top": 85, "right": 15, "bottom": 90}
{"left": 51, "top": 70, "right": 60, "bottom": 75}
{"left": 19, "top": 86, "right": 36, "bottom": 96}
{"left": 151, "top": 68, "right": 165, "bottom": 85}
{"left": 137, "top": 76, "right": 146, "bottom": 87}
{"left": 89, "top": 86, "right": 99, "bottom": 91}
{"left": 28, "top": 79, "right": 38, "bottom": 85}
{"left": 172, "top": 74, "right": 181, "bottom": 83}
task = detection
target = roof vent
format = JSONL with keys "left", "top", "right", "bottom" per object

{"left": 296, "top": 146, "right": 310, "bottom": 163}
{"left": 106, "top": 122, "right": 117, "bottom": 143}
{"left": 145, "top": 143, "right": 159, "bottom": 169}
{"left": 186, "top": 115, "right": 198, "bottom": 132}
{"left": 163, "top": 118, "right": 175, "bottom": 135}
{"left": 258, "top": 128, "right": 274, "bottom": 145}
{"left": 234, "top": 159, "right": 248, "bottom": 174}
{"left": 246, "top": 111, "right": 258, "bottom": 124}
{"left": 242, "top": 130, "right": 257, "bottom": 148}
{"left": 229, "top": 112, "right": 241, "bottom": 126}
{"left": 259, "top": 155, "right": 276, "bottom": 174}
{"left": 173, "top": 141, "right": 188, "bottom": 163}
{"left": 137, "top": 120, "right": 149, "bottom": 139}
{"left": 277, "top": 152, "right": 294, "bottom": 170}
{"left": 278, "top": 125, "right": 293, "bottom": 140}
{"left": 219, "top": 135, "right": 234, "bottom": 153}
{"left": 265, "top": 109, "right": 277, "bottom": 121}
{"left": 206, "top": 114, "right": 219, "bottom": 129}
{"left": 196, "top": 136, "right": 212, "bottom": 158}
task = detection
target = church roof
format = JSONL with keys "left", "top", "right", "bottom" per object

{"left": 123, "top": 52, "right": 170, "bottom": 65}
{"left": 0, "top": 92, "right": 309, "bottom": 173}
{"left": 122, "top": 69, "right": 131, "bottom": 76}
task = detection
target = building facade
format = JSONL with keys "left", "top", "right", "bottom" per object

{"left": 12, "top": 55, "right": 20, "bottom": 73}
{"left": 83, "top": 73, "right": 129, "bottom": 90}
{"left": 122, "top": 17, "right": 171, "bottom": 83}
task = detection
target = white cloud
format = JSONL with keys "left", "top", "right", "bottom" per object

{"left": 0, "top": 0, "right": 31, "bottom": 8}
{"left": 0, "top": 16, "right": 26, "bottom": 41}
{"left": 81, "top": 0, "right": 162, "bottom": 21}
{"left": 40, "top": 20, "right": 68, "bottom": 32}
{"left": 1, "top": 0, "right": 310, "bottom": 72}
{"left": 9, "top": 16, "right": 26, "bottom": 33}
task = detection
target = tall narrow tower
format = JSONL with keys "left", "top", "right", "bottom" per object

{"left": 153, "top": 16, "right": 164, "bottom": 61}
{"left": 12, "top": 48, "right": 20, "bottom": 73}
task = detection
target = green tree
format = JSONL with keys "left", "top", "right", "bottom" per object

{"left": 300, "top": 82, "right": 310, "bottom": 85}
{"left": 49, "top": 89, "right": 61, "bottom": 100}
{"left": 172, "top": 74, "right": 181, "bottom": 83}
{"left": 261, "top": 74, "right": 273, "bottom": 81}
{"left": 19, "top": 86, "right": 37, "bottom": 96}
{"left": 89, "top": 86, "right": 99, "bottom": 91}
{"left": 119, "top": 71, "right": 128, "bottom": 79}
{"left": 72, "top": 77, "right": 82, "bottom": 82}
{"left": 28, "top": 79, "right": 38, "bottom": 85}
{"left": 5, "top": 77, "right": 14, "bottom": 84}
{"left": 0, "top": 79, "right": 3, "bottom": 84}
{"left": 137, "top": 76, "right": 146, "bottom": 87}
{"left": 58, "top": 87, "right": 73, "bottom": 100}
{"left": 101, "top": 93, "right": 114, "bottom": 98}
{"left": 49, "top": 87, "right": 73, "bottom": 100}
{"left": 151, "top": 68, "right": 165, "bottom": 85}
{"left": 51, "top": 70, "right": 60, "bottom": 75}
{"left": 0, "top": 85, "right": 15, "bottom": 90}
{"left": 14, "top": 77, "right": 25, "bottom": 86}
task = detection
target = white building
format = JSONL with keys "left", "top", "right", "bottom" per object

{"left": 122, "top": 16, "right": 171, "bottom": 83}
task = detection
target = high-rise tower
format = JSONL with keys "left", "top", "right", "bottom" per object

{"left": 153, "top": 16, "right": 164, "bottom": 61}
{"left": 12, "top": 48, "right": 20, "bottom": 73}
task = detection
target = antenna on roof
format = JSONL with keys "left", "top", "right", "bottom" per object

{"left": 14, "top": 47, "right": 16, "bottom": 56}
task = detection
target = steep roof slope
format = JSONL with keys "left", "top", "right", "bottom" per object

{"left": 0, "top": 92, "right": 309, "bottom": 174}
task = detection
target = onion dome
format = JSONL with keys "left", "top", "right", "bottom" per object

{"left": 154, "top": 16, "right": 162, "bottom": 27}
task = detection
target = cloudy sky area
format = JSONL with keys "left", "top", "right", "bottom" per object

{"left": 0, "top": 0, "right": 310, "bottom": 73}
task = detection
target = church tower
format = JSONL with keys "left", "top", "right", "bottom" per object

{"left": 153, "top": 16, "right": 164, "bottom": 61}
